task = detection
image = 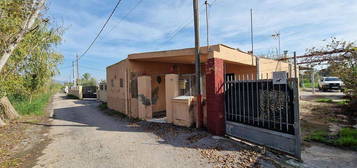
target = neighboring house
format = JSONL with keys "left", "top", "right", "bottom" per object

{"left": 106, "top": 44, "right": 297, "bottom": 135}
{"left": 97, "top": 81, "right": 107, "bottom": 102}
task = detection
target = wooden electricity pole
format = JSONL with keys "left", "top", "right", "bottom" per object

{"left": 193, "top": 0, "right": 203, "bottom": 128}
{"left": 76, "top": 54, "right": 79, "bottom": 86}
{"left": 72, "top": 61, "right": 76, "bottom": 86}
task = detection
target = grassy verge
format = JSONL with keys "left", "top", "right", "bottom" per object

{"left": 316, "top": 98, "right": 333, "bottom": 103}
{"left": 9, "top": 85, "right": 61, "bottom": 116}
{"left": 306, "top": 128, "right": 357, "bottom": 149}
{"left": 316, "top": 98, "right": 350, "bottom": 105}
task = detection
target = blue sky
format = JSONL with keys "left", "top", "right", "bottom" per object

{"left": 47, "top": 0, "right": 357, "bottom": 82}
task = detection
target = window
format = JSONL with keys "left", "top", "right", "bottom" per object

{"left": 100, "top": 85, "right": 104, "bottom": 90}
{"left": 111, "top": 79, "right": 114, "bottom": 87}
{"left": 120, "top": 78, "right": 124, "bottom": 88}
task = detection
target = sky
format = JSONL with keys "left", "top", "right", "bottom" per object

{"left": 47, "top": 0, "right": 357, "bottom": 82}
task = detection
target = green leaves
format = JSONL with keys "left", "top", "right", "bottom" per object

{"left": 0, "top": 0, "right": 64, "bottom": 99}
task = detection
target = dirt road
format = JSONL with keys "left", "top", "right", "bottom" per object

{"left": 35, "top": 94, "right": 278, "bottom": 168}
{"left": 34, "top": 94, "right": 216, "bottom": 168}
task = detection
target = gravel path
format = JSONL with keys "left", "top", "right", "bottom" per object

{"left": 34, "top": 93, "right": 217, "bottom": 168}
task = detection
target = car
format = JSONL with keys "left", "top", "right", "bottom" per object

{"left": 318, "top": 77, "right": 344, "bottom": 92}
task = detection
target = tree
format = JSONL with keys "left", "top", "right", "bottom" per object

{"left": 0, "top": 0, "right": 47, "bottom": 72}
{"left": 80, "top": 73, "right": 97, "bottom": 87}
{"left": 304, "top": 37, "right": 357, "bottom": 96}
{"left": 0, "top": 0, "right": 63, "bottom": 125}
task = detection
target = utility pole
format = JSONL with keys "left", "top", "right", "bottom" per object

{"left": 193, "top": 0, "right": 202, "bottom": 128}
{"left": 250, "top": 8, "right": 259, "bottom": 79}
{"left": 205, "top": 0, "right": 210, "bottom": 51}
{"left": 72, "top": 61, "right": 75, "bottom": 86}
{"left": 76, "top": 54, "right": 79, "bottom": 86}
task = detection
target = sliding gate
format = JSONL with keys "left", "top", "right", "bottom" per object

{"left": 224, "top": 74, "right": 301, "bottom": 159}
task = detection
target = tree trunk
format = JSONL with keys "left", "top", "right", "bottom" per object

{"left": 0, "top": 97, "right": 20, "bottom": 120}
{"left": 0, "top": 0, "right": 47, "bottom": 72}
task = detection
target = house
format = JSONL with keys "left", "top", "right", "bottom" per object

{"left": 106, "top": 44, "right": 296, "bottom": 135}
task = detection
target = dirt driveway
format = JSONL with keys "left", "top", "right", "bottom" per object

{"left": 34, "top": 93, "right": 285, "bottom": 168}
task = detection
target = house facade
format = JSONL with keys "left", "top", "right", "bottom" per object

{"left": 106, "top": 44, "right": 296, "bottom": 135}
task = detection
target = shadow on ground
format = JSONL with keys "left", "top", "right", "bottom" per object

{"left": 24, "top": 97, "right": 292, "bottom": 167}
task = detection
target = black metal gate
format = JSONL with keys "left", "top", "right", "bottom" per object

{"left": 224, "top": 74, "right": 301, "bottom": 159}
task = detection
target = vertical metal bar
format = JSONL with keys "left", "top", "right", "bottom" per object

{"left": 227, "top": 76, "right": 231, "bottom": 121}
{"left": 234, "top": 77, "right": 238, "bottom": 122}
{"left": 251, "top": 74, "right": 255, "bottom": 125}
{"left": 256, "top": 74, "right": 259, "bottom": 126}
{"left": 231, "top": 76, "right": 234, "bottom": 121}
{"left": 223, "top": 81, "right": 228, "bottom": 123}
{"left": 293, "top": 51, "right": 301, "bottom": 159}
{"left": 279, "top": 82, "right": 282, "bottom": 130}
{"left": 242, "top": 75, "right": 245, "bottom": 123}
{"left": 266, "top": 73, "right": 270, "bottom": 128}
{"left": 238, "top": 75, "right": 241, "bottom": 122}
{"left": 246, "top": 74, "right": 250, "bottom": 124}
{"left": 273, "top": 76, "right": 276, "bottom": 129}
{"left": 285, "top": 74, "right": 289, "bottom": 132}
{"left": 261, "top": 73, "right": 264, "bottom": 127}
{"left": 293, "top": 78, "right": 301, "bottom": 160}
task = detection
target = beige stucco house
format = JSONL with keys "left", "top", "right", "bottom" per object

{"left": 106, "top": 44, "right": 296, "bottom": 135}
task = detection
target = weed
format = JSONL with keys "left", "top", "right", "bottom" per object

{"left": 98, "top": 102, "right": 107, "bottom": 110}
{"left": 306, "top": 128, "right": 357, "bottom": 148}
{"left": 10, "top": 92, "right": 52, "bottom": 115}
{"left": 316, "top": 98, "right": 333, "bottom": 103}
{"left": 336, "top": 100, "right": 350, "bottom": 105}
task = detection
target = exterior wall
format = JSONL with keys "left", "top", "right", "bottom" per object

{"left": 259, "top": 58, "right": 292, "bottom": 78}
{"left": 68, "top": 86, "right": 83, "bottom": 99}
{"left": 129, "top": 61, "right": 195, "bottom": 75}
{"left": 226, "top": 63, "right": 257, "bottom": 79}
{"left": 106, "top": 60, "right": 128, "bottom": 114}
{"left": 97, "top": 83, "right": 107, "bottom": 102}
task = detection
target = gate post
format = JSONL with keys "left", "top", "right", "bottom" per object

{"left": 205, "top": 58, "right": 225, "bottom": 135}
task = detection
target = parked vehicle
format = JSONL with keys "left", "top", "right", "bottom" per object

{"left": 318, "top": 77, "right": 344, "bottom": 92}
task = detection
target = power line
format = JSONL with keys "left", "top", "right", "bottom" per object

{"left": 158, "top": 0, "right": 219, "bottom": 49}
{"left": 77, "top": 0, "right": 123, "bottom": 61}
{"left": 80, "top": 65, "right": 104, "bottom": 72}
{"left": 105, "top": 0, "right": 144, "bottom": 36}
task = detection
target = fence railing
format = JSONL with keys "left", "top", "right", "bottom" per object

{"left": 225, "top": 78, "right": 297, "bottom": 134}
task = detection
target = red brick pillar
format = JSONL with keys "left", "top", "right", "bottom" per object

{"left": 205, "top": 58, "right": 225, "bottom": 135}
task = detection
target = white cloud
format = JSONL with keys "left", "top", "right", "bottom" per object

{"left": 49, "top": 0, "right": 357, "bottom": 81}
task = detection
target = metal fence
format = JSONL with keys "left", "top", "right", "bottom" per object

{"left": 224, "top": 73, "right": 301, "bottom": 159}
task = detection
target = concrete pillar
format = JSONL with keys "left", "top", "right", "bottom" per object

{"left": 137, "top": 76, "right": 152, "bottom": 120}
{"left": 205, "top": 58, "right": 225, "bottom": 136}
{"left": 165, "top": 74, "right": 179, "bottom": 123}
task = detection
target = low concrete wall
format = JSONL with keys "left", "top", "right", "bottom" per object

{"left": 172, "top": 96, "right": 195, "bottom": 127}
{"left": 97, "top": 88, "right": 107, "bottom": 102}
{"left": 68, "top": 86, "right": 83, "bottom": 99}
